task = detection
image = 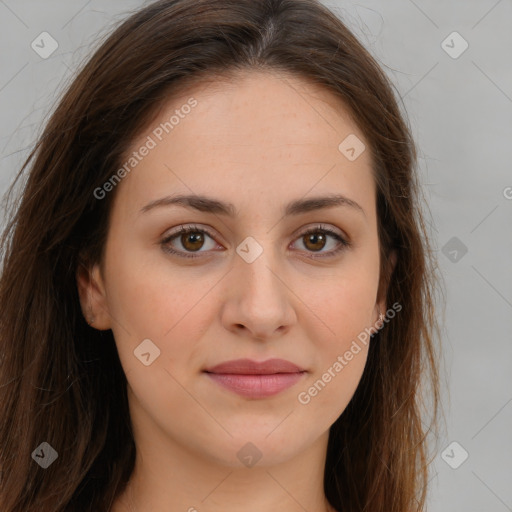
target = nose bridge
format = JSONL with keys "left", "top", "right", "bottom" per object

{"left": 235, "top": 236, "right": 283, "bottom": 304}
{"left": 224, "top": 234, "right": 295, "bottom": 338}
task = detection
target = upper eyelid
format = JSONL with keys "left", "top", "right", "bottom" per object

{"left": 163, "top": 223, "right": 349, "bottom": 247}
{"left": 164, "top": 223, "right": 346, "bottom": 239}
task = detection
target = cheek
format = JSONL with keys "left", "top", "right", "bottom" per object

{"left": 103, "top": 243, "right": 222, "bottom": 384}
{"left": 293, "top": 256, "right": 378, "bottom": 400}
{"left": 296, "top": 289, "right": 372, "bottom": 423}
{"left": 103, "top": 238, "right": 209, "bottom": 336}
{"left": 300, "top": 267, "right": 379, "bottom": 346}
{"left": 295, "top": 304, "right": 370, "bottom": 427}
{"left": 303, "top": 347, "right": 369, "bottom": 427}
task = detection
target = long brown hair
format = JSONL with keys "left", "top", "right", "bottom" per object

{"left": 0, "top": 0, "right": 444, "bottom": 510}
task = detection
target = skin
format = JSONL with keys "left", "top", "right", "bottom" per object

{"left": 77, "top": 69, "right": 395, "bottom": 512}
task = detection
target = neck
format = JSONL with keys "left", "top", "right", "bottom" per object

{"left": 124, "top": 465, "right": 336, "bottom": 512}
{"left": 115, "top": 429, "right": 334, "bottom": 512}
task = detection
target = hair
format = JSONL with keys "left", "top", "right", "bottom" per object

{"left": 0, "top": 0, "right": 444, "bottom": 510}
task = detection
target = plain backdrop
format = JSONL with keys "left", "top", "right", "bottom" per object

{"left": 0, "top": 1, "right": 511, "bottom": 510}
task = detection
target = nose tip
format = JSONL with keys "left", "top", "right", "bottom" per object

{"left": 222, "top": 247, "right": 297, "bottom": 341}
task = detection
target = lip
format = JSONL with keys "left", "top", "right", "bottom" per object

{"left": 203, "top": 358, "right": 307, "bottom": 399}
{"left": 205, "top": 358, "right": 305, "bottom": 374}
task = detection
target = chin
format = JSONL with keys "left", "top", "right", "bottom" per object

{"left": 198, "top": 427, "right": 311, "bottom": 469}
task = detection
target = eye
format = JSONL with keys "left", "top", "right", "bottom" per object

{"left": 290, "top": 224, "right": 351, "bottom": 258}
{"left": 161, "top": 224, "right": 220, "bottom": 259}
{"left": 160, "top": 223, "right": 351, "bottom": 259}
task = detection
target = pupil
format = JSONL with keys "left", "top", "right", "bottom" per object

{"left": 307, "top": 233, "right": 325, "bottom": 251}
{"left": 184, "top": 232, "right": 203, "bottom": 250}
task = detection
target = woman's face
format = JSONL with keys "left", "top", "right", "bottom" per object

{"left": 79, "top": 70, "right": 389, "bottom": 468}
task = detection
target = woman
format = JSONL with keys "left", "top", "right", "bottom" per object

{"left": 0, "top": 0, "right": 443, "bottom": 511}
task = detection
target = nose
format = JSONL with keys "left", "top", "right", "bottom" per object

{"left": 220, "top": 247, "right": 297, "bottom": 342}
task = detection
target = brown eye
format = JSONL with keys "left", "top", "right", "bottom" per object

{"left": 180, "top": 231, "right": 205, "bottom": 252}
{"left": 291, "top": 226, "right": 350, "bottom": 259}
{"left": 302, "top": 232, "right": 327, "bottom": 252}
{"left": 161, "top": 224, "right": 350, "bottom": 260}
{"left": 161, "top": 225, "right": 219, "bottom": 259}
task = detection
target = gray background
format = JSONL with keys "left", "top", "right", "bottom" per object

{"left": 0, "top": 1, "right": 511, "bottom": 510}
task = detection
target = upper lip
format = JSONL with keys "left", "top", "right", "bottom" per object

{"left": 204, "top": 358, "right": 306, "bottom": 375}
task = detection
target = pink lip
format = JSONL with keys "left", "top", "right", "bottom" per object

{"left": 203, "top": 358, "right": 307, "bottom": 398}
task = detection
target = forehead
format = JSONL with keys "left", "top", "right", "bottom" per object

{"left": 111, "top": 69, "right": 376, "bottom": 220}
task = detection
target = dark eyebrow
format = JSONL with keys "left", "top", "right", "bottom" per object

{"left": 139, "top": 193, "right": 365, "bottom": 218}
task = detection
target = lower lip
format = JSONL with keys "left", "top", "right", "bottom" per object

{"left": 205, "top": 372, "right": 306, "bottom": 398}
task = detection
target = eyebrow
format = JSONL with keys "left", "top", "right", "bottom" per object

{"left": 139, "top": 193, "right": 365, "bottom": 218}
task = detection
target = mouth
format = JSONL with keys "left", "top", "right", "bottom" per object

{"left": 203, "top": 358, "right": 307, "bottom": 399}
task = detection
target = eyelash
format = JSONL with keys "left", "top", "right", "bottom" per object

{"left": 160, "top": 224, "right": 351, "bottom": 260}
